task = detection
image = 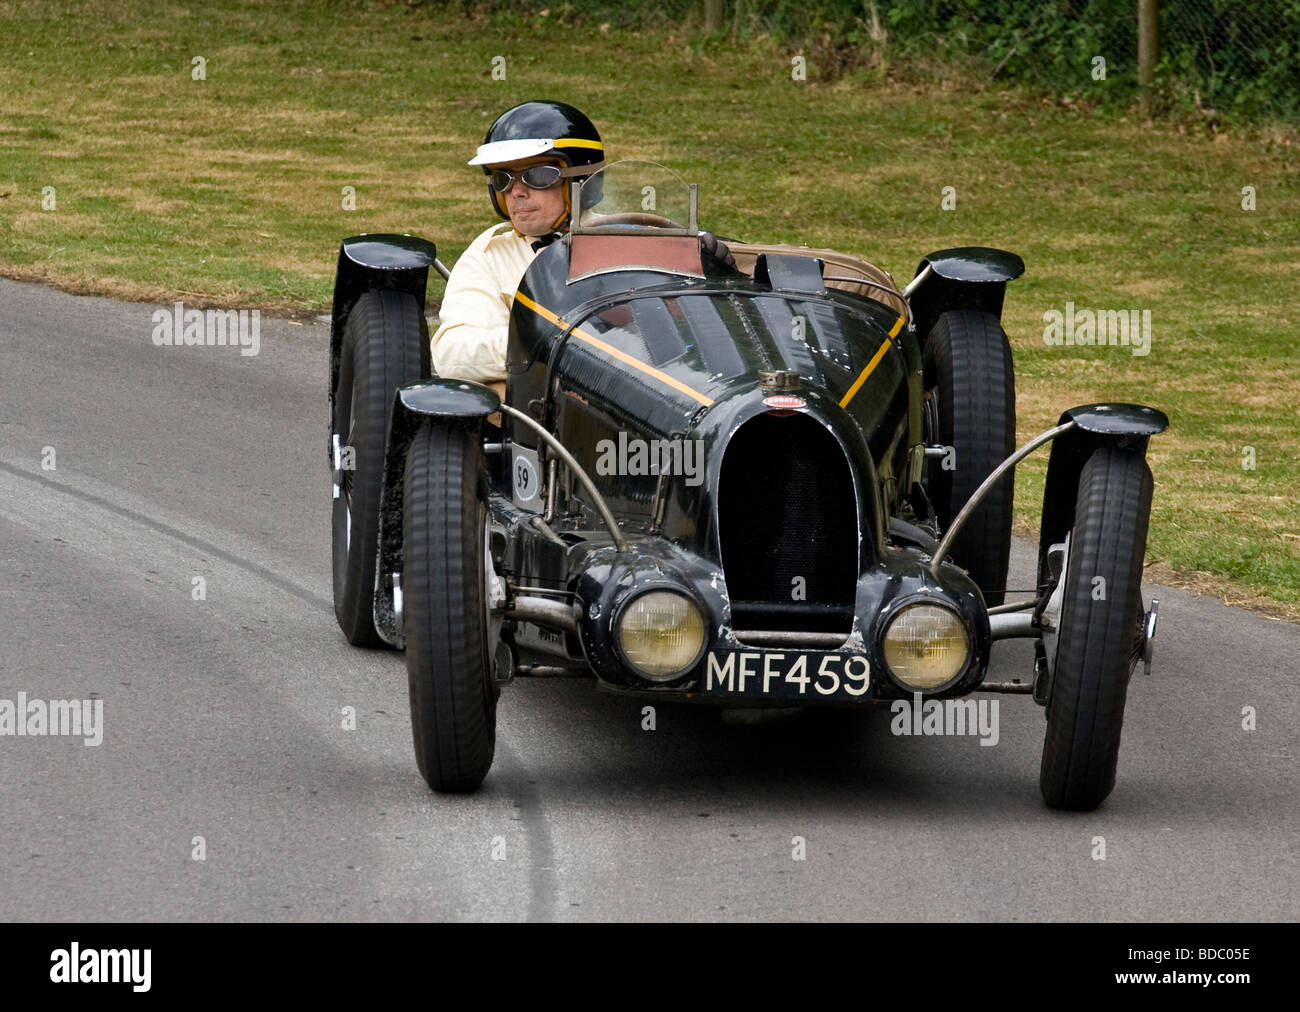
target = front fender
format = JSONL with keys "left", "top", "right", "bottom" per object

{"left": 329, "top": 234, "right": 438, "bottom": 416}
{"left": 1036, "top": 403, "right": 1169, "bottom": 595}
{"left": 372, "top": 378, "right": 501, "bottom": 646}
{"left": 907, "top": 246, "right": 1025, "bottom": 340}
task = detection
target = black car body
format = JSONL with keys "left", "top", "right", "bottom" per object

{"left": 328, "top": 161, "right": 1167, "bottom": 809}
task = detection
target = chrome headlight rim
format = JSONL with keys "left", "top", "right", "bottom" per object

{"left": 876, "top": 594, "right": 974, "bottom": 695}
{"left": 611, "top": 586, "right": 710, "bottom": 684}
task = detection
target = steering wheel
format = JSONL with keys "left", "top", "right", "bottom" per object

{"left": 583, "top": 212, "right": 687, "bottom": 229}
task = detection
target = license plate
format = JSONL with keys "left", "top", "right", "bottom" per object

{"left": 701, "top": 650, "right": 871, "bottom": 701}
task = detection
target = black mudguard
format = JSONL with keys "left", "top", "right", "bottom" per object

{"left": 328, "top": 234, "right": 438, "bottom": 417}
{"left": 373, "top": 379, "right": 502, "bottom": 646}
{"left": 1036, "top": 403, "right": 1170, "bottom": 594}
{"left": 907, "top": 246, "right": 1025, "bottom": 341}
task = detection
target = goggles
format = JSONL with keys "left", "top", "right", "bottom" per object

{"left": 488, "top": 162, "right": 590, "bottom": 192}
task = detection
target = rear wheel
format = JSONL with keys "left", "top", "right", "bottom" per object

{"left": 1039, "top": 446, "right": 1153, "bottom": 811}
{"left": 403, "top": 421, "right": 498, "bottom": 793}
{"left": 921, "top": 309, "right": 1016, "bottom": 606}
{"left": 331, "top": 289, "right": 428, "bottom": 645}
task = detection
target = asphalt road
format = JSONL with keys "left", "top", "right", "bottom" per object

{"left": 1, "top": 277, "right": 1295, "bottom": 922}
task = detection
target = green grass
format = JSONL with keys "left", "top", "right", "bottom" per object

{"left": 1, "top": 0, "right": 1298, "bottom": 617}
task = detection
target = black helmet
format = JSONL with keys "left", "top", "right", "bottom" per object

{"left": 468, "top": 100, "right": 604, "bottom": 222}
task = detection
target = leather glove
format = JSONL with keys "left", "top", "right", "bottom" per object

{"left": 698, "top": 230, "right": 736, "bottom": 269}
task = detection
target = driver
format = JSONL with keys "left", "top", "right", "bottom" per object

{"left": 431, "top": 100, "right": 733, "bottom": 387}
{"left": 430, "top": 100, "right": 604, "bottom": 387}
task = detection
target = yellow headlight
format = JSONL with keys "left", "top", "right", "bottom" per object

{"left": 882, "top": 603, "right": 969, "bottom": 689}
{"left": 617, "top": 591, "right": 706, "bottom": 680}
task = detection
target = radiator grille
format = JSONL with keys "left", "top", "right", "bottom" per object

{"left": 718, "top": 413, "right": 858, "bottom": 634}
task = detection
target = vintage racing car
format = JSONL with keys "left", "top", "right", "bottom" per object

{"left": 328, "top": 160, "right": 1167, "bottom": 811}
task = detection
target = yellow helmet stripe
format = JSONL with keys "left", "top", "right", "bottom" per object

{"left": 554, "top": 137, "right": 604, "bottom": 150}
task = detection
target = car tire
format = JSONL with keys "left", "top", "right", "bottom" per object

{"left": 921, "top": 308, "right": 1016, "bottom": 606}
{"left": 403, "top": 420, "right": 498, "bottom": 793}
{"left": 1039, "top": 446, "right": 1153, "bottom": 811}
{"left": 331, "top": 289, "right": 428, "bottom": 646}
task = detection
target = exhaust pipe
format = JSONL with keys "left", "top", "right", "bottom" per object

{"left": 505, "top": 596, "right": 578, "bottom": 635}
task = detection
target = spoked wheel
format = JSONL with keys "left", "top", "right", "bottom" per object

{"left": 921, "top": 309, "right": 1016, "bottom": 606}
{"left": 331, "top": 289, "right": 427, "bottom": 645}
{"left": 403, "top": 420, "right": 501, "bottom": 793}
{"left": 1039, "top": 445, "right": 1154, "bottom": 811}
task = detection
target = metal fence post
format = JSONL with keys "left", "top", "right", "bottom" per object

{"left": 1138, "top": 0, "right": 1159, "bottom": 118}
{"left": 703, "top": 0, "right": 724, "bottom": 32}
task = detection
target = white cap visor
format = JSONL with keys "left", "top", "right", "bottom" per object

{"left": 467, "top": 137, "right": 556, "bottom": 166}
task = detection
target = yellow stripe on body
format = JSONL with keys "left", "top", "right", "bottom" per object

{"left": 838, "top": 315, "right": 906, "bottom": 409}
{"left": 515, "top": 291, "right": 714, "bottom": 407}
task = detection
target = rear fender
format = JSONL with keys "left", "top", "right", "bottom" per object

{"left": 373, "top": 379, "right": 501, "bottom": 646}
{"left": 1037, "top": 403, "right": 1169, "bottom": 595}
{"left": 906, "top": 246, "right": 1024, "bottom": 341}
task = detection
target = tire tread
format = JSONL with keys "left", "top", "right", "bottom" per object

{"left": 404, "top": 422, "right": 495, "bottom": 792}
{"left": 1040, "top": 445, "right": 1153, "bottom": 810}
{"left": 923, "top": 309, "right": 1016, "bottom": 605}
{"left": 332, "top": 289, "right": 428, "bottom": 645}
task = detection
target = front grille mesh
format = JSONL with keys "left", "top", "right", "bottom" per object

{"left": 718, "top": 413, "right": 858, "bottom": 634}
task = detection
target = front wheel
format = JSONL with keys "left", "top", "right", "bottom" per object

{"left": 1039, "top": 446, "right": 1154, "bottom": 811}
{"left": 403, "top": 421, "right": 498, "bottom": 793}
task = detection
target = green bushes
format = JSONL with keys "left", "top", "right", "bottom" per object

{"left": 452, "top": 1, "right": 1300, "bottom": 121}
